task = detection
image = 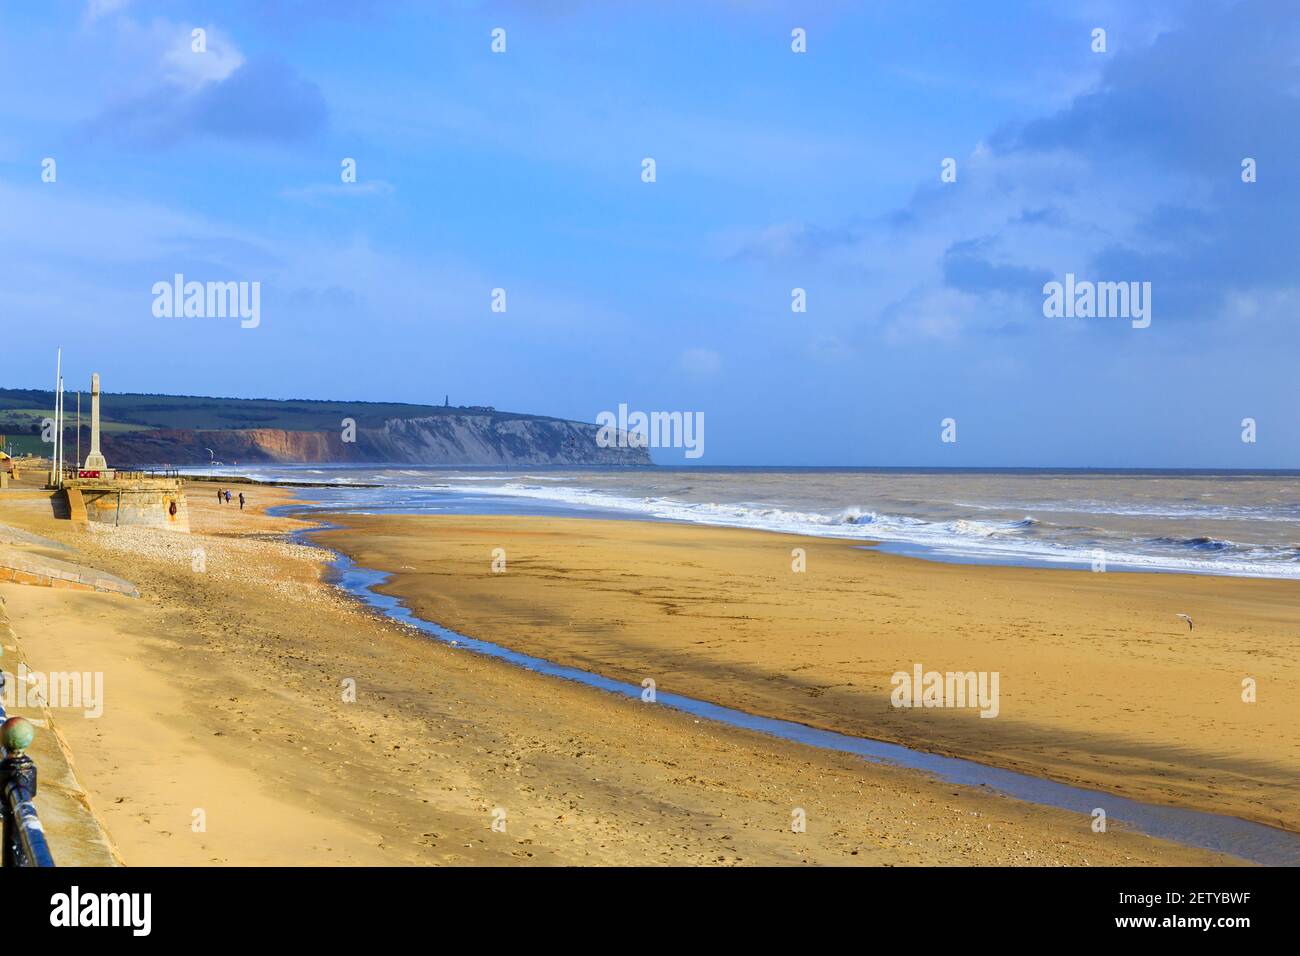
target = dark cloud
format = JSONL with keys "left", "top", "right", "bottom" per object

{"left": 942, "top": 238, "right": 1051, "bottom": 296}
{"left": 83, "top": 56, "right": 327, "bottom": 148}
{"left": 976, "top": 0, "right": 1300, "bottom": 324}
{"left": 191, "top": 58, "right": 327, "bottom": 141}
{"left": 996, "top": 0, "right": 1300, "bottom": 181}
{"left": 1011, "top": 206, "right": 1064, "bottom": 227}
{"left": 1136, "top": 204, "right": 1214, "bottom": 239}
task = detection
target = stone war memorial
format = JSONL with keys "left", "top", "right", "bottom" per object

{"left": 55, "top": 373, "right": 189, "bottom": 533}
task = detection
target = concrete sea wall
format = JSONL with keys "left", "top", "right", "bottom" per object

{"left": 68, "top": 480, "right": 190, "bottom": 534}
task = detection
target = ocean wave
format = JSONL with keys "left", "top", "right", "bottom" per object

{"left": 1149, "top": 535, "right": 1236, "bottom": 553}
{"left": 442, "top": 482, "right": 1300, "bottom": 579}
{"left": 436, "top": 474, "right": 571, "bottom": 482}
{"left": 962, "top": 499, "right": 1300, "bottom": 522}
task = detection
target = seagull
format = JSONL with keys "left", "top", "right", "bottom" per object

{"left": 1176, "top": 614, "right": 1194, "bottom": 631}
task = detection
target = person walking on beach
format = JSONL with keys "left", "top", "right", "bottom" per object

{"left": 224, "top": 489, "right": 232, "bottom": 504}
{"left": 238, "top": 492, "right": 245, "bottom": 511}
{"left": 217, "top": 488, "right": 224, "bottom": 504}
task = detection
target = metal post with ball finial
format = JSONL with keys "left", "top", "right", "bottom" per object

{"left": 0, "top": 716, "right": 55, "bottom": 866}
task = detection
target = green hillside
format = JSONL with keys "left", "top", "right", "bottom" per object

{"left": 0, "top": 388, "right": 550, "bottom": 434}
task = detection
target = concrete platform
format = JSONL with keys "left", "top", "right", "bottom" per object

{"left": 62, "top": 477, "right": 190, "bottom": 534}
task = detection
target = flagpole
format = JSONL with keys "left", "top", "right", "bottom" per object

{"left": 57, "top": 376, "right": 64, "bottom": 487}
{"left": 52, "top": 348, "right": 61, "bottom": 486}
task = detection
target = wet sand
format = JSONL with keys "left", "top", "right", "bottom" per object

{"left": 0, "top": 479, "right": 1244, "bottom": 864}
{"left": 317, "top": 514, "right": 1300, "bottom": 836}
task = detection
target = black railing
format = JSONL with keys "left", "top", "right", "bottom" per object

{"left": 0, "top": 679, "right": 55, "bottom": 867}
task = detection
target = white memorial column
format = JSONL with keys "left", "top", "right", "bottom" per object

{"left": 83, "top": 373, "right": 108, "bottom": 471}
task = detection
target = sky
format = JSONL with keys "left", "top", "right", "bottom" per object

{"left": 1, "top": 0, "right": 1296, "bottom": 467}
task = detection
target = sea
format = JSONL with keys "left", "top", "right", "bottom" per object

{"left": 185, "top": 465, "right": 1300, "bottom": 580}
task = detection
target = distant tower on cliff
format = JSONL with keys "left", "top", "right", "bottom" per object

{"left": 445, "top": 394, "right": 449, "bottom": 407}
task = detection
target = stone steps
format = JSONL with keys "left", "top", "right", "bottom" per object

{"left": 64, "top": 488, "right": 88, "bottom": 528}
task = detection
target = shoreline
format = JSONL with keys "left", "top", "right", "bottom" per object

{"left": 0, "top": 476, "right": 1237, "bottom": 865}
{"left": 314, "top": 513, "right": 1300, "bottom": 840}
{"left": 317, "top": 540, "right": 1300, "bottom": 864}
{"left": 167, "top": 468, "right": 1300, "bottom": 581}
{"left": 287, "top": 477, "right": 1300, "bottom": 581}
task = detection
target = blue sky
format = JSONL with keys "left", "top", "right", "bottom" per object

{"left": 1, "top": 0, "right": 1296, "bottom": 466}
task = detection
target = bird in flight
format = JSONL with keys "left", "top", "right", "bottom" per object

{"left": 1176, "top": 613, "right": 1194, "bottom": 631}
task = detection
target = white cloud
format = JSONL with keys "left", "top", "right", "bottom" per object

{"left": 161, "top": 24, "right": 244, "bottom": 90}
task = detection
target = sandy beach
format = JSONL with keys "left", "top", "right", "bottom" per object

{"left": 0, "top": 476, "right": 1241, "bottom": 865}
{"left": 318, "top": 514, "right": 1300, "bottom": 836}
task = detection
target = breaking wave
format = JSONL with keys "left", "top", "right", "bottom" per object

{"left": 443, "top": 482, "right": 1300, "bottom": 579}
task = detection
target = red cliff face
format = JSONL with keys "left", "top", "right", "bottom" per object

{"left": 99, "top": 416, "right": 652, "bottom": 466}
{"left": 101, "top": 429, "right": 362, "bottom": 466}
